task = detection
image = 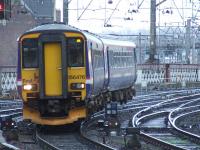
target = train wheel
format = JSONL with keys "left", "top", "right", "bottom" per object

{"left": 87, "top": 105, "right": 92, "bottom": 117}
{"left": 87, "top": 100, "right": 95, "bottom": 116}
{"left": 119, "top": 91, "right": 124, "bottom": 105}
{"left": 128, "top": 88, "right": 133, "bottom": 100}
{"left": 132, "top": 88, "right": 136, "bottom": 96}
{"left": 124, "top": 90, "right": 129, "bottom": 103}
{"left": 105, "top": 92, "right": 111, "bottom": 103}
{"left": 113, "top": 91, "right": 118, "bottom": 102}
{"left": 97, "top": 97, "right": 101, "bottom": 111}
{"left": 99, "top": 94, "right": 104, "bottom": 110}
{"left": 94, "top": 99, "right": 98, "bottom": 112}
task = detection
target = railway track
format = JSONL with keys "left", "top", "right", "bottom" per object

{"left": 35, "top": 90, "right": 171, "bottom": 150}
{"left": 34, "top": 89, "right": 200, "bottom": 150}
{"left": 175, "top": 111, "right": 200, "bottom": 137}
{"left": 0, "top": 99, "right": 23, "bottom": 150}
{"left": 133, "top": 93, "right": 200, "bottom": 150}
{"left": 36, "top": 124, "right": 111, "bottom": 150}
{"left": 170, "top": 98, "right": 200, "bottom": 143}
{"left": 81, "top": 90, "right": 200, "bottom": 149}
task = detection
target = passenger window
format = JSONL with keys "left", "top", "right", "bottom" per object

{"left": 67, "top": 38, "right": 84, "bottom": 67}
{"left": 22, "top": 39, "right": 38, "bottom": 68}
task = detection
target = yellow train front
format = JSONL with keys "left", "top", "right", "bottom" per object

{"left": 17, "top": 24, "right": 137, "bottom": 126}
{"left": 17, "top": 24, "right": 89, "bottom": 125}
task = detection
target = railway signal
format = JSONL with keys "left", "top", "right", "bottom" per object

{"left": 0, "top": 0, "right": 4, "bottom": 19}
{"left": 0, "top": 1, "right": 3, "bottom": 10}
{"left": 0, "top": 0, "right": 11, "bottom": 20}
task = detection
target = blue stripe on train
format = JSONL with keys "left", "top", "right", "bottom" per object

{"left": 85, "top": 42, "right": 91, "bottom": 97}
{"left": 17, "top": 42, "right": 22, "bottom": 94}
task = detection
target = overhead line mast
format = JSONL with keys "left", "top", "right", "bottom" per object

{"left": 148, "top": 0, "right": 168, "bottom": 63}
{"left": 148, "top": 0, "right": 157, "bottom": 63}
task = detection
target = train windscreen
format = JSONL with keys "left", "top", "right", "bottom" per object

{"left": 67, "top": 38, "right": 84, "bottom": 67}
{"left": 22, "top": 39, "right": 38, "bottom": 68}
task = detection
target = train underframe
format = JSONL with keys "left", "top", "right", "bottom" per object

{"left": 23, "top": 86, "right": 135, "bottom": 125}
{"left": 87, "top": 86, "right": 136, "bottom": 114}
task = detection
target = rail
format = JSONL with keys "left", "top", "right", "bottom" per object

{"left": 169, "top": 99, "right": 200, "bottom": 144}
{"left": 0, "top": 143, "right": 19, "bottom": 150}
{"left": 0, "top": 103, "right": 22, "bottom": 150}
{"left": 36, "top": 130, "right": 59, "bottom": 150}
{"left": 80, "top": 118, "right": 116, "bottom": 150}
{"left": 132, "top": 92, "right": 200, "bottom": 150}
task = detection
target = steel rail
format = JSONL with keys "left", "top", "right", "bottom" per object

{"left": 80, "top": 90, "right": 197, "bottom": 149}
{"left": 133, "top": 93, "right": 200, "bottom": 150}
{"left": 80, "top": 119, "right": 116, "bottom": 150}
{"left": 0, "top": 102, "right": 23, "bottom": 150}
{"left": 36, "top": 129, "right": 59, "bottom": 150}
{"left": 169, "top": 99, "right": 200, "bottom": 144}
{"left": 173, "top": 110, "right": 200, "bottom": 140}
{"left": 33, "top": 89, "right": 200, "bottom": 150}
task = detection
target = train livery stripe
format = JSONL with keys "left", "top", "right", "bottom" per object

{"left": 85, "top": 41, "right": 92, "bottom": 97}
{"left": 20, "top": 33, "right": 40, "bottom": 41}
{"left": 85, "top": 45, "right": 90, "bottom": 80}
{"left": 17, "top": 42, "right": 22, "bottom": 94}
{"left": 17, "top": 43, "right": 21, "bottom": 81}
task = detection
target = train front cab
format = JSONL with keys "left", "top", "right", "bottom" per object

{"left": 19, "top": 31, "right": 87, "bottom": 125}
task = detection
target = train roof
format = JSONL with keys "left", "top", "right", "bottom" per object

{"left": 23, "top": 24, "right": 136, "bottom": 47}
{"left": 27, "top": 23, "right": 80, "bottom": 33}
{"left": 101, "top": 38, "right": 136, "bottom": 48}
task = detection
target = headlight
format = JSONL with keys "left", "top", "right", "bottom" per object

{"left": 71, "top": 83, "right": 85, "bottom": 90}
{"left": 23, "top": 84, "right": 32, "bottom": 90}
{"left": 23, "top": 84, "right": 37, "bottom": 91}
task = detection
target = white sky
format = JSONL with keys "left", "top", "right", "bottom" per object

{"left": 56, "top": 0, "right": 200, "bottom": 34}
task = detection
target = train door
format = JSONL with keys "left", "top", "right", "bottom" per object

{"left": 38, "top": 34, "right": 67, "bottom": 117}
{"left": 44, "top": 43, "right": 62, "bottom": 96}
{"left": 38, "top": 34, "right": 67, "bottom": 99}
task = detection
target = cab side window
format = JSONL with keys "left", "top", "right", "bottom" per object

{"left": 22, "top": 39, "right": 38, "bottom": 68}
{"left": 67, "top": 38, "right": 84, "bottom": 67}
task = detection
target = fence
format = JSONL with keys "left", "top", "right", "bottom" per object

{"left": 0, "top": 66, "right": 17, "bottom": 97}
{"left": 136, "top": 64, "right": 200, "bottom": 90}
{"left": 1, "top": 64, "right": 200, "bottom": 96}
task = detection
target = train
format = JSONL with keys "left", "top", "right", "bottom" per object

{"left": 17, "top": 23, "right": 137, "bottom": 125}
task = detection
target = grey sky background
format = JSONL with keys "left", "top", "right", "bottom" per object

{"left": 56, "top": 0, "right": 200, "bottom": 33}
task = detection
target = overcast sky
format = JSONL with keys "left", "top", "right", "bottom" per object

{"left": 56, "top": 0, "right": 200, "bottom": 34}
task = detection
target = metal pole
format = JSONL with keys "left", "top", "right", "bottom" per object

{"left": 53, "top": 0, "right": 56, "bottom": 22}
{"left": 63, "top": 0, "right": 68, "bottom": 24}
{"left": 139, "top": 33, "right": 142, "bottom": 64}
{"left": 185, "top": 19, "right": 191, "bottom": 64}
{"left": 192, "top": 34, "right": 196, "bottom": 64}
{"left": 149, "top": 0, "right": 156, "bottom": 63}
{"left": 104, "top": 0, "right": 106, "bottom": 26}
{"left": 3, "top": 0, "right": 5, "bottom": 19}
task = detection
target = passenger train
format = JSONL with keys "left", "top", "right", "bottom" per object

{"left": 17, "top": 23, "right": 137, "bottom": 125}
